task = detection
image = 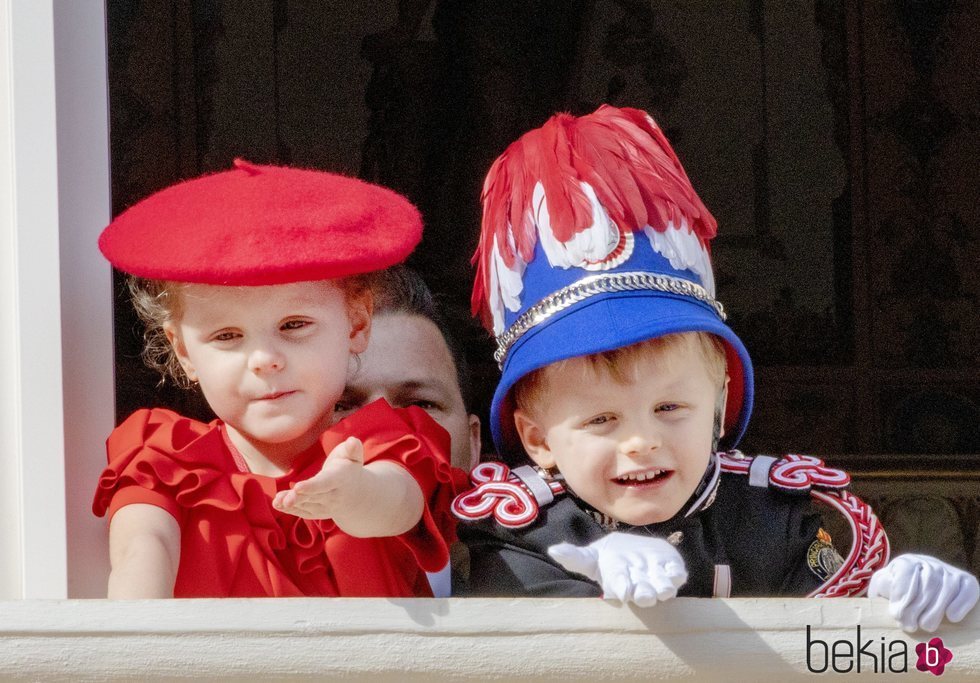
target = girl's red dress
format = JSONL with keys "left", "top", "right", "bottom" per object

{"left": 93, "top": 399, "right": 461, "bottom": 597}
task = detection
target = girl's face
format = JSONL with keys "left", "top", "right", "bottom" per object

{"left": 165, "top": 281, "right": 370, "bottom": 465}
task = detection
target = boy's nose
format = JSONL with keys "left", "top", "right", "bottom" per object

{"left": 619, "top": 432, "right": 660, "bottom": 457}
{"left": 248, "top": 345, "right": 286, "bottom": 373}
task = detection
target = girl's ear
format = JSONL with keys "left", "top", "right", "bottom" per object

{"left": 164, "top": 322, "right": 198, "bottom": 383}
{"left": 347, "top": 290, "right": 373, "bottom": 354}
{"left": 513, "top": 409, "right": 555, "bottom": 470}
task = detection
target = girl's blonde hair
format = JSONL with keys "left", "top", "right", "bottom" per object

{"left": 513, "top": 331, "right": 728, "bottom": 414}
{"left": 127, "top": 275, "right": 371, "bottom": 387}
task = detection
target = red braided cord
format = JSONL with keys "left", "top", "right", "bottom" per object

{"left": 808, "top": 489, "right": 891, "bottom": 598}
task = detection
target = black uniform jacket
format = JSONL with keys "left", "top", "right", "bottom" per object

{"left": 461, "top": 470, "right": 830, "bottom": 598}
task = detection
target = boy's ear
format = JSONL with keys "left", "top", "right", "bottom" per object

{"left": 347, "top": 290, "right": 373, "bottom": 354}
{"left": 163, "top": 322, "right": 198, "bottom": 382}
{"left": 717, "top": 375, "right": 731, "bottom": 439}
{"left": 513, "top": 409, "right": 555, "bottom": 469}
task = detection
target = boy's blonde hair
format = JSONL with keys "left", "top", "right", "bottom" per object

{"left": 128, "top": 275, "right": 371, "bottom": 387}
{"left": 513, "top": 332, "right": 727, "bottom": 415}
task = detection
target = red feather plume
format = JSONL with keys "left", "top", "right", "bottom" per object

{"left": 472, "top": 105, "right": 717, "bottom": 331}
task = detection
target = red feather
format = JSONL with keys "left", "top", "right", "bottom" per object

{"left": 472, "top": 105, "right": 717, "bottom": 329}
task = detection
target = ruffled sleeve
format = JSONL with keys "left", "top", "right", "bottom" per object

{"left": 323, "top": 399, "right": 464, "bottom": 573}
{"left": 92, "top": 408, "right": 225, "bottom": 523}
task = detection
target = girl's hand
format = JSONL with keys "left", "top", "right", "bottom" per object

{"left": 273, "top": 436, "right": 424, "bottom": 537}
{"left": 548, "top": 532, "right": 688, "bottom": 607}
{"left": 868, "top": 554, "right": 979, "bottom": 632}
{"left": 273, "top": 437, "right": 365, "bottom": 519}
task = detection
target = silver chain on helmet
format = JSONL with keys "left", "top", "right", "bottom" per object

{"left": 494, "top": 271, "right": 726, "bottom": 367}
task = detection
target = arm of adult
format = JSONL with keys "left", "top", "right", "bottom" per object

{"left": 466, "top": 539, "right": 602, "bottom": 598}
{"left": 273, "top": 437, "right": 425, "bottom": 537}
{"left": 107, "top": 503, "right": 180, "bottom": 599}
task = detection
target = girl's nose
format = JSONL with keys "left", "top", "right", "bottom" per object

{"left": 248, "top": 345, "right": 286, "bottom": 373}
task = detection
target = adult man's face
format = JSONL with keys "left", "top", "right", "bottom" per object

{"left": 333, "top": 312, "right": 480, "bottom": 470}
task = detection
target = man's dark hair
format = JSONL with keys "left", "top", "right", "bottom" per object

{"left": 370, "top": 266, "right": 474, "bottom": 412}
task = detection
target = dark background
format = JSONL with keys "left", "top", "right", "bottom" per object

{"left": 108, "top": 0, "right": 980, "bottom": 460}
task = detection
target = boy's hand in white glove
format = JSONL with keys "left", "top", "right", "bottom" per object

{"left": 548, "top": 532, "right": 687, "bottom": 607}
{"left": 868, "top": 553, "right": 979, "bottom": 632}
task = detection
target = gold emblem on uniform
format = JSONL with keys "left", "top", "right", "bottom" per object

{"left": 807, "top": 528, "right": 844, "bottom": 581}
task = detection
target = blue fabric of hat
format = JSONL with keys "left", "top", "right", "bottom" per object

{"left": 489, "top": 236, "right": 754, "bottom": 459}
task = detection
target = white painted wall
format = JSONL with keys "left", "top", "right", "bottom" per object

{"left": 0, "top": 0, "right": 22, "bottom": 600}
{"left": 0, "top": 0, "right": 112, "bottom": 599}
{"left": 1, "top": 598, "right": 978, "bottom": 680}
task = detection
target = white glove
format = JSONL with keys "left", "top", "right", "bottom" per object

{"left": 868, "top": 553, "right": 979, "bottom": 633}
{"left": 548, "top": 532, "right": 687, "bottom": 607}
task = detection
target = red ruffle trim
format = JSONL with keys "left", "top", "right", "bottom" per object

{"left": 93, "top": 399, "right": 461, "bottom": 594}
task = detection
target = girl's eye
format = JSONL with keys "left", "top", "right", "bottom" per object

{"left": 656, "top": 403, "right": 680, "bottom": 413}
{"left": 211, "top": 331, "right": 240, "bottom": 342}
{"left": 586, "top": 415, "right": 613, "bottom": 426}
{"left": 281, "top": 319, "right": 311, "bottom": 331}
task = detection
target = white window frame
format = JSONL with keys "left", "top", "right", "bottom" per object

{"left": 1, "top": 0, "right": 112, "bottom": 599}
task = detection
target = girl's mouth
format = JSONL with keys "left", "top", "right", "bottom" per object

{"left": 258, "top": 390, "right": 295, "bottom": 401}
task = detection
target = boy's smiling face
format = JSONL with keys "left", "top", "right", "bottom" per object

{"left": 514, "top": 334, "right": 727, "bottom": 526}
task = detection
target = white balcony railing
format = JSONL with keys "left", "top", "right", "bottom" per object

{"left": 2, "top": 598, "right": 978, "bottom": 681}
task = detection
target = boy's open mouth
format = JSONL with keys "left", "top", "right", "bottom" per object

{"left": 612, "top": 469, "right": 673, "bottom": 486}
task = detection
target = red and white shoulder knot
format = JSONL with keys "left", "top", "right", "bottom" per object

{"left": 451, "top": 461, "right": 566, "bottom": 529}
{"left": 718, "top": 451, "right": 851, "bottom": 492}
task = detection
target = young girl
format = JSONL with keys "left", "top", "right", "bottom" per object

{"left": 92, "top": 160, "right": 460, "bottom": 598}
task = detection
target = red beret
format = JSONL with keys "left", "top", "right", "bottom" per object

{"left": 99, "top": 159, "right": 422, "bottom": 285}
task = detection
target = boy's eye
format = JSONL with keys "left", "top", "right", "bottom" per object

{"left": 586, "top": 414, "right": 614, "bottom": 426}
{"left": 655, "top": 403, "right": 681, "bottom": 413}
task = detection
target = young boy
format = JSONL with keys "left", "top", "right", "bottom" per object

{"left": 454, "top": 105, "right": 978, "bottom": 632}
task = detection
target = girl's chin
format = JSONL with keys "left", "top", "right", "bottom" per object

{"left": 232, "top": 424, "right": 323, "bottom": 449}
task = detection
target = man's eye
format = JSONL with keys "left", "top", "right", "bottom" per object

{"left": 410, "top": 400, "right": 439, "bottom": 411}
